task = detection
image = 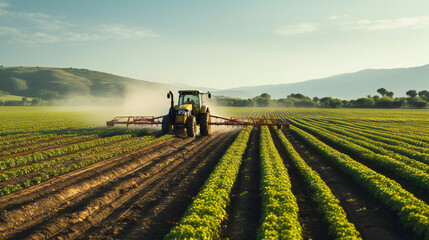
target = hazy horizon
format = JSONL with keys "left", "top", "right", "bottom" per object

{"left": 1, "top": 0, "right": 428, "bottom": 89}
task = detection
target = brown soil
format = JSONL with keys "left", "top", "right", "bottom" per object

{"left": 270, "top": 127, "right": 330, "bottom": 240}
{"left": 84, "top": 130, "right": 239, "bottom": 240}
{"left": 0, "top": 137, "right": 143, "bottom": 189}
{"left": 0, "top": 130, "right": 238, "bottom": 240}
{"left": 285, "top": 129, "right": 414, "bottom": 240}
{"left": 304, "top": 128, "right": 429, "bottom": 204}
{"left": 222, "top": 127, "right": 262, "bottom": 240}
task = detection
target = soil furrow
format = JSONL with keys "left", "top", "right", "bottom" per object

{"left": 285, "top": 130, "right": 413, "bottom": 240}
{"left": 0, "top": 137, "right": 189, "bottom": 239}
{"left": 222, "top": 127, "right": 262, "bottom": 240}
{"left": 0, "top": 137, "right": 179, "bottom": 210}
{"left": 79, "top": 130, "right": 239, "bottom": 240}
{"left": 0, "top": 131, "right": 232, "bottom": 240}
{"left": 270, "top": 127, "right": 330, "bottom": 240}
{"left": 300, "top": 127, "right": 429, "bottom": 204}
{"left": 19, "top": 131, "right": 233, "bottom": 240}
{"left": 0, "top": 136, "right": 148, "bottom": 189}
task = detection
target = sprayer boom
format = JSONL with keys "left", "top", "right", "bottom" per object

{"left": 106, "top": 114, "right": 289, "bottom": 128}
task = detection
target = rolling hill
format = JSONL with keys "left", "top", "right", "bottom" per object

{"left": 0, "top": 65, "right": 428, "bottom": 102}
{"left": 0, "top": 67, "right": 170, "bottom": 101}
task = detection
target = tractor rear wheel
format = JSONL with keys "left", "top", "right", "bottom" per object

{"left": 199, "top": 112, "right": 210, "bottom": 136}
{"left": 186, "top": 115, "right": 197, "bottom": 137}
{"left": 162, "top": 115, "right": 173, "bottom": 134}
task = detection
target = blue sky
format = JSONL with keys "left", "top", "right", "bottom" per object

{"left": 1, "top": 0, "right": 428, "bottom": 89}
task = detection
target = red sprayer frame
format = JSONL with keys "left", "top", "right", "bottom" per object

{"left": 106, "top": 115, "right": 289, "bottom": 128}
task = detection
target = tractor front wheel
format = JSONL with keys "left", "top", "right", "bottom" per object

{"left": 199, "top": 112, "right": 210, "bottom": 136}
{"left": 162, "top": 115, "right": 173, "bottom": 134}
{"left": 186, "top": 115, "right": 197, "bottom": 137}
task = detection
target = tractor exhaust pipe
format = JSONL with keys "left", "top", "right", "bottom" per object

{"left": 167, "top": 91, "right": 175, "bottom": 119}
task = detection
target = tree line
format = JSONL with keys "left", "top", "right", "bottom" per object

{"left": 214, "top": 88, "right": 429, "bottom": 108}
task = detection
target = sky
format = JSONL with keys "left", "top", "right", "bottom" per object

{"left": 0, "top": 0, "right": 428, "bottom": 89}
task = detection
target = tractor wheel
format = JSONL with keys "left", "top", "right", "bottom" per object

{"left": 162, "top": 115, "right": 173, "bottom": 134}
{"left": 199, "top": 112, "right": 210, "bottom": 136}
{"left": 186, "top": 115, "right": 197, "bottom": 137}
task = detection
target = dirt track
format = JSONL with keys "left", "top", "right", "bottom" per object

{"left": 0, "top": 130, "right": 239, "bottom": 240}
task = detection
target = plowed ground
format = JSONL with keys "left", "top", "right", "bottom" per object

{"left": 0, "top": 127, "right": 417, "bottom": 240}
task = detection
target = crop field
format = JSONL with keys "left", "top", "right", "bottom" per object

{"left": 0, "top": 107, "right": 428, "bottom": 239}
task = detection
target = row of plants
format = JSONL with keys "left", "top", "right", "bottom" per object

{"left": 289, "top": 119, "right": 429, "bottom": 192}
{"left": 258, "top": 126, "right": 302, "bottom": 239}
{"left": 0, "top": 136, "right": 154, "bottom": 182}
{"left": 289, "top": 125, "right": 429, "bottom": 238}
{"left": 297, "top": 118, "right": 429, "bottom": 168}
{"left": 320, "top": 118, "right": 429, "bottom": 144}
{"left": 0, "top": 134, "right": 134, "bottom": 170}
{"left": 312, "top": 118, "right": 429, "bottom": 150}
{"left": 0, "top": 134, "right": 96, "bottom": 157}
{"left": 0, "top": 134, "right": 173, "bottom": 196}
{"left": 0, "top": 133, "right": 48, "bottom": 148}
{"left": 272, "top": 127, "right": 361, "bottom": 239}
{"left": 165, "top": 127, "right": 251, "bottom": 239}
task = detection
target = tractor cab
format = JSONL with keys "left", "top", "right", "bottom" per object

{"left": 178, "top": 90, "right": 201, "bottom": 116}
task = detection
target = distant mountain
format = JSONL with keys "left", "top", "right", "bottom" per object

{"left": 1, "top": 65, "right": 428, "bottom": 103}
{"left": 214, "top": 64, "right": 429, "bottom": 99}
{"left": 0, "top": 67, "right": 171, "bottom": 100}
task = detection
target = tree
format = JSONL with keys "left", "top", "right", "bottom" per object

{"left": 0, "top": 100, "right": 3, "bottom": 106}
{"left": 329, "top": 99, "right": 342, "bottom": 108}
{"left": 319, "top": 97, "right": 333, "bottom": 107}
{"left": 31, "top": 98, "right": 41, "bottom": 106}
{"left": 409, "top": 100, "right": 428, "bottom": 108}
{"left": 406, "top": 90, "right": 417, "bottom": 98}
{"left": 260, "top": 93, "right": 271, "bottom": 100}
{"left": 22, "top": 97, "right": 28, "bottom": 103}
{"left": 294, "top": 99, "right": 315, "bottom": 108}
{"left": 418, "top": 90, "right": 429, "bottom": 101}
{"left": 386, "top": 91, "right": 394, "bottom": 98}
{"left": 253, "top": 93, "right": 271, "bottom": 107}
{"left": 354, "top": 98, "right": 375, "bottom": 108}
{"left": 312, "top": 97, "right": 319, "bottom": 102}
{"left": 375, "top": 97, "right": 394, "bottom": 108}
{"left": 377, "top": 88, "right": 388, "bottom": 97}
{"left": 287, "top": 93, "right": 310, "bottom": 100}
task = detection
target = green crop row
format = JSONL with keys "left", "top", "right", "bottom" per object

{"left": 165, "top": 127, "right": 251, "bottom": 240}
{"left": 310, "top": 118, "right": 429, "bottom": 152}
{"left": 0, "top": 134, "right": 134, "bottom": 170}
{"left": 294, "top": 118, "right": 429, "bottom": 171}
{"left": 272, "top": 127, "right": 361, "bottom": 240}
{"left": 258, "top": 126, "right": 301, "bottom": 239}
{"left": 289, "top": 119, "right": 429, "bottom": 192}
{"left": 290, "top": 125, "right": 429, "bottom": 238}
{"left": 0, "top": 134, "right": 173, "bottom": 196}
{"left": 315, "top": 118, "right": 429, "bottom": 149}
{"left": 325, "top": 118, "right": 429, "bottom": 143}
{"left": 0, "top": 134, "right": 95, "bottom": 157}
{"left": 0, "top": 133, "right": 61, "bottom": 150}
{"left": 0, "top": 136, "right": 154, "bottom": 182}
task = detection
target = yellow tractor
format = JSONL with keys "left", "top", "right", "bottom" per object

{"left": 106, "top": 90, "right": 289, "bottom": 135}
{"left": 162, "top": 90, "right": 211, "bottom": 137}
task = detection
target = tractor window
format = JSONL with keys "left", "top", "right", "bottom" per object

{"left": 179, "top": 94, "right": 199, "bottom": 106}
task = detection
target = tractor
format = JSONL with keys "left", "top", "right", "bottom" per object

{"left": 162, "top": 90, "right": 211, "bottom": 137}
{"left": 106, "top": 90, "right": 289, "bottom": 135}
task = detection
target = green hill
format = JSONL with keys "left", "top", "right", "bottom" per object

{"left": 0, "top": 67, "right": 168, "bottom": 100}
